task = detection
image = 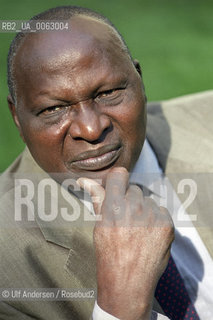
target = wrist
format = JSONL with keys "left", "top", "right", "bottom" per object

{"left": 97, "top": 291, "right": 153, "bottom": 320}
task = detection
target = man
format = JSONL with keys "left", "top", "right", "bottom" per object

{"left": 0, "top": 5, "right": 212, "bottom": 320}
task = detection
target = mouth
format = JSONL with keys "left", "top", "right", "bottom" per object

{"left": 69, "top": 144, "right": 122, "bottom": 171}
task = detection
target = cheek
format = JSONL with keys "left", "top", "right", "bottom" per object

{"left": 21, "top": 116, "right": 71, "bottom": 147}
{"left": 118, "top": 93, "right": 146, "bottom": 143}
{"left": 19, "top": 117, "right": 71, "bottom": 170}
{"left": 24, "top": 125, "right": 61, "bottom": 148}
{"left": 117, "top": 91, "right": 146, "bottom": 168}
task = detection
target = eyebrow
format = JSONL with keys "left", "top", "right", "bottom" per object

{"left": 36, "top": 77, "right": 128, "bottom": 98}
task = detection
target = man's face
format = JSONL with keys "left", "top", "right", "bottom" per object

{"left": 12, "top": 16, "right": 146, "bottom": 184}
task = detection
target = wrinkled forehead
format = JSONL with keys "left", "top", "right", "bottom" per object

{"left": 14, "top": 15, "right": 127, "bottom": 76}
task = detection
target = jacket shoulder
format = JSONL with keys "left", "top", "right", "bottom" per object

{"left": 147, "top": 90, "right": 213, "bottom": 173}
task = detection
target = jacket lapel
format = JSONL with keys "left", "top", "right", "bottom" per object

{"left": 16, "top": 147, "right": 97, "bottom": 283}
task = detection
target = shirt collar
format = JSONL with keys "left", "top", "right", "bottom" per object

{"left": 130, "top": 139, "right": 164, "bottom": 197}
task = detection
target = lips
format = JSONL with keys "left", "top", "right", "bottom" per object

{"left": 69, "top": 144, "right": 122, "bottom": 171}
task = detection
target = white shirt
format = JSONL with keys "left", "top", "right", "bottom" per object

{"left": 92, "top": 139, "right": 213, "bottom": 319}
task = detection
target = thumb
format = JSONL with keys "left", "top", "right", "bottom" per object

{"left": 76, "top": 178, "right": 105, "bottom": 215}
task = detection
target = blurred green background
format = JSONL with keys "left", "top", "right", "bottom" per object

{"left": 0, "top": 0, "right": 213, "bottom": 171}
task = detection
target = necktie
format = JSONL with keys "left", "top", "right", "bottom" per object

{"left": 155, "top": 256, "right": 200, "bottom": 319}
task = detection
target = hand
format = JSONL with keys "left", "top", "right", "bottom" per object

{"left": 77, "top": 167, "right": 174, "bottom": 320}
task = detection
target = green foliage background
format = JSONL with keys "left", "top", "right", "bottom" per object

{"left": 0, "top": 0, "right": 213, "bottom": 171}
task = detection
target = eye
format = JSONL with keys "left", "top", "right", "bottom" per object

{"left": 95, "top": 87, "right": 126, "bottom": 106}
{"left": 38, "top": 105, "right": 68, "bottom": 116}
{"left": 98, "top": 89, "right": 117, "bottom": 98}
{"left": 96, "top": 87, "right": 126, "bottom": 102}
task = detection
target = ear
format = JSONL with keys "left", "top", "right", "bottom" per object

{"left": 7, "top": 95, "right": 26, "bottom": 143}
{"left": 133, "top": 59, "right": 142, "bottom": 76}
{"left": 133, "top": 60, "right": 147, "bottom": 103}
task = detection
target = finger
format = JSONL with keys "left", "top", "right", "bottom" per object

{"left": 126, "top": 184, "right": 144, "bottom": 203}
{"left": 105, "top": 167, "right": 129, "bottom": 200}
{"left": 103, "top": 167, "right": 129, "bottom": 222}
{"left": 76, "top": 178, "right": 105, "bottom": 215}
{"left": 125, "top": 185, "right": 144, "bottom": 225}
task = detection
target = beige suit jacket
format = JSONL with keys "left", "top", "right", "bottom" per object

{"left": 0, "top": 90, "right": 212, "bottom": 319}
{"left": 147, "top": 90, "right": 213, "bottom": 258}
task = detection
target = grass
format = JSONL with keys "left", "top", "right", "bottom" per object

{"left": 0, "top": 0, "right": 213, "bottom": 171}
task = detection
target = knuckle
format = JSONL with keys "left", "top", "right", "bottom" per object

{"left": 159, "top": 206, "right": 169, "bottom": 215}
{"left": 129, "top": 184, "right": 143, "bottom": 194}
{"left": 144, "top": 196, "right": 156, "bottom": 207}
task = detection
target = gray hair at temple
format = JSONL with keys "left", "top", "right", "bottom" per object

{"left": 7, "top": 5, "right": 133, "bottom": 104}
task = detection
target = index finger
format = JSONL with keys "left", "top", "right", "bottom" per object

{"left": 105, "top": 167, "right": 129, "bottom": 199}
{"left": 102, "top": 167, "right": 129, "bottom": 222}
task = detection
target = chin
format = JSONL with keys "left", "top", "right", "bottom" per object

{"left": 74, "top": 167, "right": 114, "bottom": 186}
{"left": 70, "top": 162, "right": 129, "bottom": 187}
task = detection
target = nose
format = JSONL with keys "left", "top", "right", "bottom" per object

{"left": 68, "top": 101, "right": 111, "bottom": 143}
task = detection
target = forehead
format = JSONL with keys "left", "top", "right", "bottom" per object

{"left": 13, "top": 16, "right": 133, "bottom": 103}
{"left": 15, "top": 16, "right": 128, "bottom": 77}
